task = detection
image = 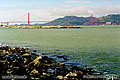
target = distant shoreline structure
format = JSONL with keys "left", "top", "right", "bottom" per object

{"left": 1, "top": 25, "right": 120, "bottom": 29}
{"left": 3, "top": 26, "right": 81, "bottom": 29}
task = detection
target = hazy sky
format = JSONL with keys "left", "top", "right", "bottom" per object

{"left": 0, "top": 0, "right": 120, "bottom": 22}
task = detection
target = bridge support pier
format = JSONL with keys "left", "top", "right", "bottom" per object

{"left": 91, "top": 14, "right": 93, "bottom": 26}
{"left": 28, "top": 13, "right": 30, "bottom": 26}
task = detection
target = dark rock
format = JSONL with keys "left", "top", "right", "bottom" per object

{"left": 0, "top": 45, "right": 117, "bottom": 80}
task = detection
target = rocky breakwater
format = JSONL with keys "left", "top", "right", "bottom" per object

{"left": 0, "top": 46, "right": 118, "bottom": 80}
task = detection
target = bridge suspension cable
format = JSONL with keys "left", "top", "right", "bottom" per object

{"left": 1, "top": 13, "right": 96, "bottom": 26}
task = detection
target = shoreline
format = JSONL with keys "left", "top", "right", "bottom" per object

{"left": 0, "top": 44, "right": 119, "bottom": 80}
{"left": 3, "top": 26, "right": 81, "bottom": 29}
{"left": 1, "top": 25, "right": 120, "bottom": 29}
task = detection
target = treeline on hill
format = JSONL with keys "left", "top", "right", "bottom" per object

{"left": 13, "top": 14, "right": 120, "bottom": 26}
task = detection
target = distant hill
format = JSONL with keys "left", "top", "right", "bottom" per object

{"left": 43, "top": 14, "right": 120, "bottom": 26}
{"left": 96, "top": 14, "right": 120, "bottom": 25}
{"left": 43, "top": 16, "right": 96, "bottom": 26}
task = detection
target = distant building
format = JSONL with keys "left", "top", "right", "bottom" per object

{"left": 106, "top": 22, "right": 111, "bottom": 25}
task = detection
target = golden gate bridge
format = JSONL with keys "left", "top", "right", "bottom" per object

{"left": 0, "top": 13, "right": 94, "bottom": 26}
